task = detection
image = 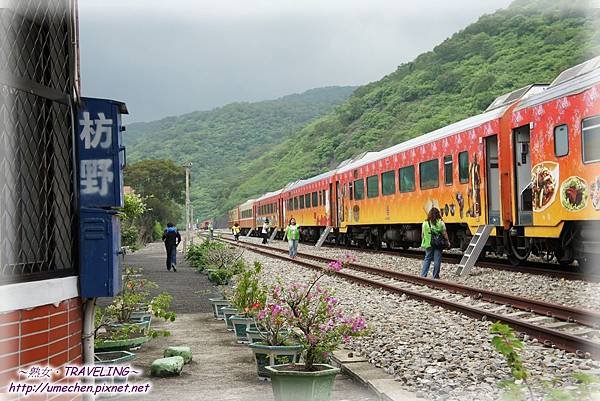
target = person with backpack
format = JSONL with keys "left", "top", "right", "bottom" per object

{"left": 420, "top": 207, "right": 449, "bottom": 279}
{"left": 261, "top": 218, "right": 270, "bottom": 244}
{"left": 162, "top": 222, "right": 181, "bottom": 272}
{"left": 232, "top": 222, "right": 241, "bottom": 241}
{"left": 285, "top": 218, "right": 300, "bottom": 258}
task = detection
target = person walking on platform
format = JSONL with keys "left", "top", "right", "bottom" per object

{"left": 208, "top": 221, "right": 214, "bottom": 241}
{"left": 162, "top": 222, "right": 181, "bottom": 272}
{"left": 261, "top": 218, "right": 270, "bottom": 244}
{"left": 285, "top": 218, "right": 300, "bottom": 258}
{"left": 232, "top": 222, "right": 241, "bottom": 242}
{"left": 420, "top": 207, "right": 449, "bottom": 279}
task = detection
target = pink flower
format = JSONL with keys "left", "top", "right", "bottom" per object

{"left": 327, "top": 260, "right": 342, "bottom": 272}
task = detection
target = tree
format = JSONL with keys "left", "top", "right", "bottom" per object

{"left": 124, "top": 159, "right": 185, "bottom": 243}
{"left": 124, "top": 159, "right": 185, "bottom": 204}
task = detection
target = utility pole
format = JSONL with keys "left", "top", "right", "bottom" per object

{"left": 182, "top": 161, "right": 192, "bottom": 252}
{"left": 190, "top": 205, "right": 194, "bottom": 245}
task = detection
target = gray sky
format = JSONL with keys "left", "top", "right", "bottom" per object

{"left": 79, "top": 0, "right": 513, "bottom": 123}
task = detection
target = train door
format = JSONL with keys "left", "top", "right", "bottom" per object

{"left": 485, "top": 135, "right": 501, "bottom": 225}
{"left": 327, "top": 183, "right": 333, "bottom": 226}
{"left": 279, "top": 198, "right": 284, "bottom": 229}
{"left": 335, "top": 181, "right": 342, "bottom": 226}
{"left": 513, "top": 125, "right": 532, "bottom": 225}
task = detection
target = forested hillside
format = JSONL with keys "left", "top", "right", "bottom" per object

{"left": 228, "top": 0, "right": 600, "bottom": 213}
{"left": 124, "top": 86, "right": 355, "bottom": 219}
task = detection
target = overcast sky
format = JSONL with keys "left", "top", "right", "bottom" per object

{"left": 79, "top": 0, "right": 513, "bottom": 123}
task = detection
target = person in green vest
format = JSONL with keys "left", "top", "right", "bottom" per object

{"left": 285, "top": 218, "right": 300, "bottom": 258}
{"left": 208, "top": 222, "right": 214, "bottom": 240}
{"left": 420, "top": 207, "right": 449, "bottom": 279}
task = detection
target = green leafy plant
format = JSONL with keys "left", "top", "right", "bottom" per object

{"left": 231, "top": 262, "right": 267, "bottom": 317}
{"left": 490, "top": 322, "right": 600, "bottom": 400}
{"left": 185, "top": 239, "right": 224, "bottom": 272}
{"left": 94, "top": 267, "right": 176, "bottom": 346}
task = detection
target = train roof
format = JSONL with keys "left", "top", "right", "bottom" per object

{"left": 239, "top": 198, "right": 256, "bottom": 209}
{"left": 284, "top": 170, "right": 335, "bottom": 192}
{"left": 516, "top": 56, "right": 600, "bottom": 111}
{"left": 255, "top": 189, "right": 284, "bottom": 202}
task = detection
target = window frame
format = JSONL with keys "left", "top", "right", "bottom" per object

{"left": 399, "top": 165, "right": 415, "bottom": 193}
{"left": 444, "top": 155, "right": 453, "bottom": 186}
{"left": 458, "top": 151, "right": 469, "bottom": 183}
{"left": 353, "top": 178, "right": 364, "bottom": 200}
{"left": 366, "top": 175, "right": 379, "bottom": 198}
{"left": 554, "top": 124, "right": 569, "bottom": 157}
{"left": 582, "top": 116, "right": 600, "bottom": 163}
{"left": 419, "top": 158, "right": 440, "bottom": 190}
{"left": 312, "top": 191, "right": 318, "bottom": 207}
{"left": 299, "top": 195, "right": 305, "bottom": 209}
{"left": 381, "top": 170, "right": 396, "bottom": 196}
{"left": 305, "top": 194, "right": 311, "bottom": 208}
{"left": 294, "top": 197, "right": 299, "bottom": 210}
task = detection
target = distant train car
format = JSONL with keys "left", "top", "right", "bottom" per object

{"left": 255, "top": 190, "right": 284, "bottom": 235}
{"left": 238, "top": 199, "right": 256, "bottom": 235}
{"left": 200, "top": 220, "right": 212, "bottom": 230}
{"left": 281, "top": 171, "right": 336, "bottom": 241}
{"left": 227, "top": 206, "right": 240, "bottom": 230}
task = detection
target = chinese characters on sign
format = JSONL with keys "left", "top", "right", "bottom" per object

{"left": 79, "top": 111, "right": 114, "bottom": 197}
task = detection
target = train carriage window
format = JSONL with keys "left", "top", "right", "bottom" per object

{"left": 420, "top": 159, "right": 439, "bottom": 189}
{"left": 399, "top": 165, "right": 415, "bottom": 192}
{"left": 382, "top": 170, "right": 395, "bottom": 195}
{"left": 349, "top": 182, "right": 354, "bottom": 200}
{"left": 299, "top": 195, "right": 305, "bottom": 209}
{"left": 305, "top": 194, "right": 310, "bottom": 208}
{"left": 444, "top": 155, "right": 453, "bottom": 185}
{"left": 288, "top": 199, "right": 292, "bottom": 211}
{"left": 459, "top": 151, "right": 469, "bottom": 183}
{"left": 312, "top": 191, "right": 318, "bottom": 207}
{"left": 367, "top": 175, "right": 379, "bottom": 198}
{"left": 354, "top": 179, "right": 364, "bottom": 200}
{"left": 294, "top": 197, "right": 299, "bottom": 210}
{"left": 582, "top": 116, "right": 600, "bottom": 163}
{"left": 554, "top": 125, "right": 569, "bottom": 157}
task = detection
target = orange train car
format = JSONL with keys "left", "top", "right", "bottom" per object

{"left": 281, "top": 171, "right": 337, "bottom": 241}
{"left": 254, "top": 190, "right": 284, "bottom": 235}
{"left": 227, "top": 57, "right": 600, "bottom": 268}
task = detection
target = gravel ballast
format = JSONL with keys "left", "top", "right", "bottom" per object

{"left": 236, "top": 246, "right": 600, "bottom": 401}
{"left": 230, "top": 234, "right": 600, "bottom": 312}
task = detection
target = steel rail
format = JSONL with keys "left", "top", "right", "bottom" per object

{"left": 214, "top": 236, "right": 600, "bottom": 359}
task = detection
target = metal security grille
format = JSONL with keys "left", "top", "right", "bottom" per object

{"left": 0, "top": 0, "right": 78, "bottom": 284}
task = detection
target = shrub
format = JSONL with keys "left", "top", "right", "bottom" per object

{"left": 185, "top": 239, "right": 224, "bottom": 272}
{"left": 231, "top": 262, "right": 266, "bottom": 316}
{"left": 152, "top": 221, "right": 163, "bottom": 241}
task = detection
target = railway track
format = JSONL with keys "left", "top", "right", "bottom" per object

{"left": 218, "top": 231, "right": 596, "bottom": 281}
{"left": 210, "top": 235, "right": 600, "bottom": 359}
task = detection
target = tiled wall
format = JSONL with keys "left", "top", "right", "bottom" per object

{"left": 0, "top": 298, "right": 83, "bottom": 400}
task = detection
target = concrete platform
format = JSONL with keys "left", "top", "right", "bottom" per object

{"left": 332, "top": 350, "right": 425, "bottom": 401}
{"left": 111, "top": 242, "right": 379, "bottom": 401}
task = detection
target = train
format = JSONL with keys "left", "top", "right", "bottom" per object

{"left": 227, "top": 57, "right": 600, "bottom": 269}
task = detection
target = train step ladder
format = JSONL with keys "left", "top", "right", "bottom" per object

{"left": 245, "top": 228, "right": 254, "bottom": 237}
{"left": 454, "top": 225, "right": 494, "bottom": 277}
{"left": 269, "top": 229, "right": 279, "bottom": 241}
{"left": 315, "top": 227, "right": 332, "bottom": 249}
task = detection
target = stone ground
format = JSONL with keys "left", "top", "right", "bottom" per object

{"left": 110, "top": 241, "right": 377, "bottom": 401}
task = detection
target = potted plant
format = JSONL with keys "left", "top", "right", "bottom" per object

{"left": 248, "top": 300, "right": 303, "bottom": 380}
{"left": 262, "top": 254, "right": 369, "bottom": 401}
{"left": 229, "top": 262, "right": 266, "bottom": 343}
{"left": 94, "top": 268, "right": 176, "bottom": 352}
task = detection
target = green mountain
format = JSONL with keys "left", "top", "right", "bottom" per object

{"left": 124, "top": 86, "right": 356, "bottom": 219}
{"left": 228, "top": 0, "right": 600, "bottom": 212}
